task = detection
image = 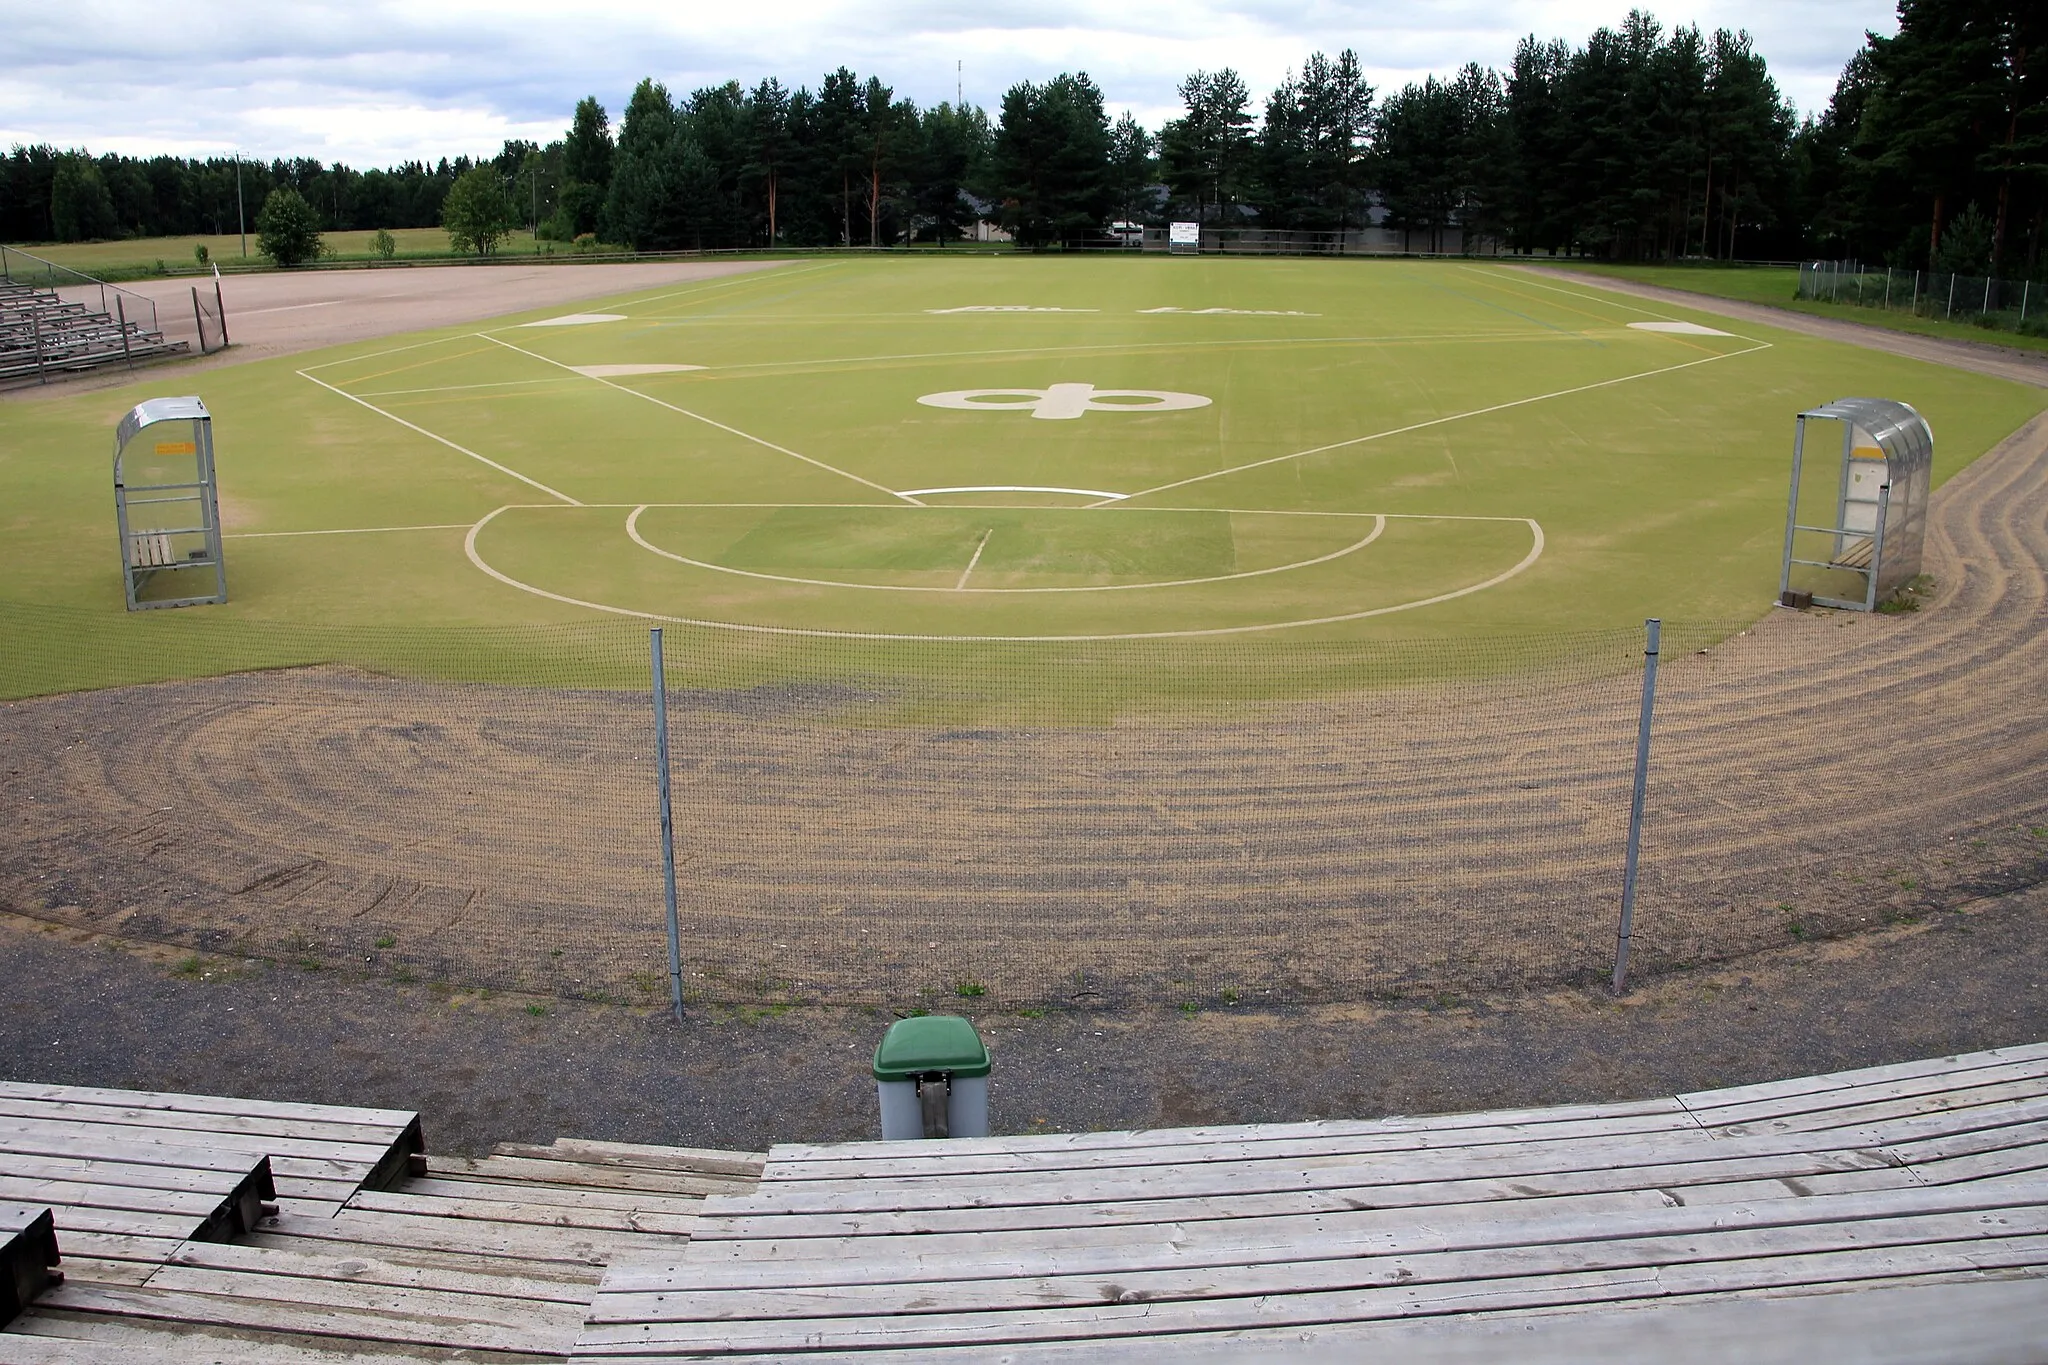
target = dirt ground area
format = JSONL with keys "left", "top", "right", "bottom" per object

{"left": 4, "top": 259, "right": 785, "bottom": 398}
{"left": 3, "top": 880, "right": 2045, "bottom": 1155}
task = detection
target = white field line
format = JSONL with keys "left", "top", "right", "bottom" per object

{"left": 1465, "top": 266, "right": 1762, "bottom": 335}
{"left": 615, "top": 260, "right": 836, "bottom": 314}
{"left": 624, "top": 506, "right": 1388, "bottom": 595}
{"left": 1098, "top": 341, "right": 1773, "bottom": 506}
{"left": 237, "top": 300, "right": 343, "bottom": 316}
{"left": 225, "top": 523, "right": 474, "bottom": 538}
{"left": 475, "top": 332, "right": 921, "bottom": 505}
{"left": 297, "top": 370, "right": 582, "bottom": 505}
{"left": 466, "top": 506, "right": 1531, "bottom": 638}
{"left": 299, "top": 333, "right": 484, "bottom": 373}
{"left": 954, "top": 528, "right": 994, "bottom": 590}
{"left": 359, "top": 377, "right": 581, "bottom": 398}
{"left": 902, "top": 485, "right": 1129, "bottom": 500}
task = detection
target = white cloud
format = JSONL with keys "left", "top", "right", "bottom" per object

{"left": 0, "top": 0, "right": 1895, "bottom": 166}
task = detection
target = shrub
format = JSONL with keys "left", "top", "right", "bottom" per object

{"left": 371, "top": 228, "right": 396, "bottom": 260}
{"left": 255, "top": 188, "right": 324, "bottom": 266}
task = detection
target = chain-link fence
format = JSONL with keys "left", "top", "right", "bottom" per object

{"left": 2, "top": 601, "right": 2043, "bottom": 1009}
{"left": 1798, "top": 260, "right": 2046, "bottom": 338}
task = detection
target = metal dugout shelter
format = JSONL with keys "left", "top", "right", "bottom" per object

{"left": 114, "top": 396, "right": 227, "bottom": 610}
{"left": 1778, "top": 398, "right": 1932, "bottom": 612}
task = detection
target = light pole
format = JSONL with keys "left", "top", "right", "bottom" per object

{"left": 235, "top": 152, "right": 247, "bottom": 258}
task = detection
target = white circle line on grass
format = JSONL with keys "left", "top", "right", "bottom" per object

{"left": 463, "top": 506, "right": 1544, "bottom": 640}
{"left": 622, "top": 505, "right": 1387, "bottom": 594}
{"left": 900, "top": 485, "right": 1130, "bottom": 500}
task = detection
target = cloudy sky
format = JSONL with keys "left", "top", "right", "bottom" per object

{"left": 3, "top": 0, "right": 1896, "bottom": 168}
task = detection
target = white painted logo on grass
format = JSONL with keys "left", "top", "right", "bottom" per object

{"left": 917, "top": 383, "right": 1212, "bottom": 421}
{"left": 521, "top": 313, "right": 626, "bottom": 327}
{"left": 1628, "top": 321, "right": 1733, "bottom": 337}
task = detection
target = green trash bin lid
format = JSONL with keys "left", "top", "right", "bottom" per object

{"left": 873, "top": 1015, "right": 990, "bottom": 1081}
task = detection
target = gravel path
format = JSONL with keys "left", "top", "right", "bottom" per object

{"left": 3, "top": 881, "right": 2044, "bottom": 1155}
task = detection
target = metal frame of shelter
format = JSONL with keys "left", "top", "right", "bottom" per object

{"left": 113, "top": 396, "right": 227, "bottom": 610}
{"left": 1778, "top": 397, "right": 1933, "bottom": 612}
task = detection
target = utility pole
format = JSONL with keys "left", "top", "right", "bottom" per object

{"left": 957, "top": 60, "right": 962, "bottom": 108}
{"left": 235, "top": 153, "right": 247, "bottom": 257}
{"left": 531, "top": 162, "right": 539, "bottom": 244}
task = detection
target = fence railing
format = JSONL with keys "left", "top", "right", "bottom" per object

{"left": 1, "top": 243, "right": 164, "bottom": 336}
{"left": 1798, "top": 260, "right": 2044, "bottom": 336}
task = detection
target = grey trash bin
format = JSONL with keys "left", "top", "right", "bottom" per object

{"left": 873, "top": 1015, "right": 990, "bottom": 1140}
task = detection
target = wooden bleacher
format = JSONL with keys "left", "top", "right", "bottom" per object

{"left": 0, "top": 1087, "right": 764, "bottom": 1360}
{"left": 0, "top": 1048, "right": 2041, "bottom": 1361}
{"left": 574, "top": 1042, "right": 2048, "bottom": 1360}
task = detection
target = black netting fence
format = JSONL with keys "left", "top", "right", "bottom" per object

{"left": 2, "top": 600, "right": 2043, "bottom": 1009}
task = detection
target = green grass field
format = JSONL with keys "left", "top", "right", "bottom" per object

{"left": 3, "top": 255, "right": 2041, "bottom": 697}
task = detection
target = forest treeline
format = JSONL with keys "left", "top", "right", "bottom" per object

{"left": 3, "top": 0, "right": 2041, "bottom": 274}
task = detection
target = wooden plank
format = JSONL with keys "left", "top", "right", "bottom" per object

{"left": 765, "top": 1096, "right": 1692, "bottom": 1166}
{"left": 0, "top": 1176, "right": 244, "bottom": 1220}
{"left": 423, "top": 1154, "right": 744, "bottom": 1198}
{"left": 1683, "top": 1058, "right": 2048, "bottom": 1130}
{"left": 762, "top": 1109, "right": 1711, "bottom": 1184}
{"left": 398, "top": 1176, "right": 709, "bottom": 1217}
{"left": 596, "top": 1178, "right": 2048, "bottom": 1295}
{"left": 0, "top": 1155, "right": 254, "bottom": 1198}
{"left": 343, "top": 1190, "right": 699, "bottom": 1237}
{"left": 587, "top": 1202, "right": 2048, "bottom": 1325}
{"left": 32, "top": 1280, "right": 574, "bottom": 1355}
{"left": 496, "top": 1140, "right": 764, "bottom": 1179}
{"left": 680, "top": 1147, "right": 1926, "bottom": 1244}
{"left": 0, "top": 1098, "right": 408, "bottom": 1151}
{"left": 564, "top": 1275, "right": 2048, "bottom": 1364}
{"left": 45, "top": 1256, "right": 153, "bottom": 1288}
{"left": 137, "top": 1263, "right": 588, "bottom": 1337}
{"left": 7, "top": 1208, "right": 205, "bottom": 1242}
{"left": 1705, "top": 1075, "right": 2048, "bottom": 1139}
{"left": 0, "top": 1083, "right": 415, "bottom": 1132}
{"left": 0, "top": 1128, "right": 261, "bottom": 1176}
{"left": 0, "top": 1117, "right": 397, "bottom": 1170}
{"left": 259, "top": 1209, "right": 656, "bottom": 1268}
{"left": 724, "top": 1098, "right": 2048, "bottom": 1219}
{"left": 1674, "top": 1043, "right": 2048, "bottom": 1113}
{"left": 571, "top": 1235, "right": 2048, "bottom": 1353}
{"left": 30, "top": 1230, "right": 182, "bottom": 1267}
{"left": 165, "top": 1239, "right": 596, "bottom": 1304}
{"left": 708, "top": 1125, "right": 1921, "bottom": 1218}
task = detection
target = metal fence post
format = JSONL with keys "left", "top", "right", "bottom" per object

{"left": 1611, "top": 618, "right": 1662, "bottom": 995}
{"left": 650, "top": 627, "right": 685, "bottom": 1022}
